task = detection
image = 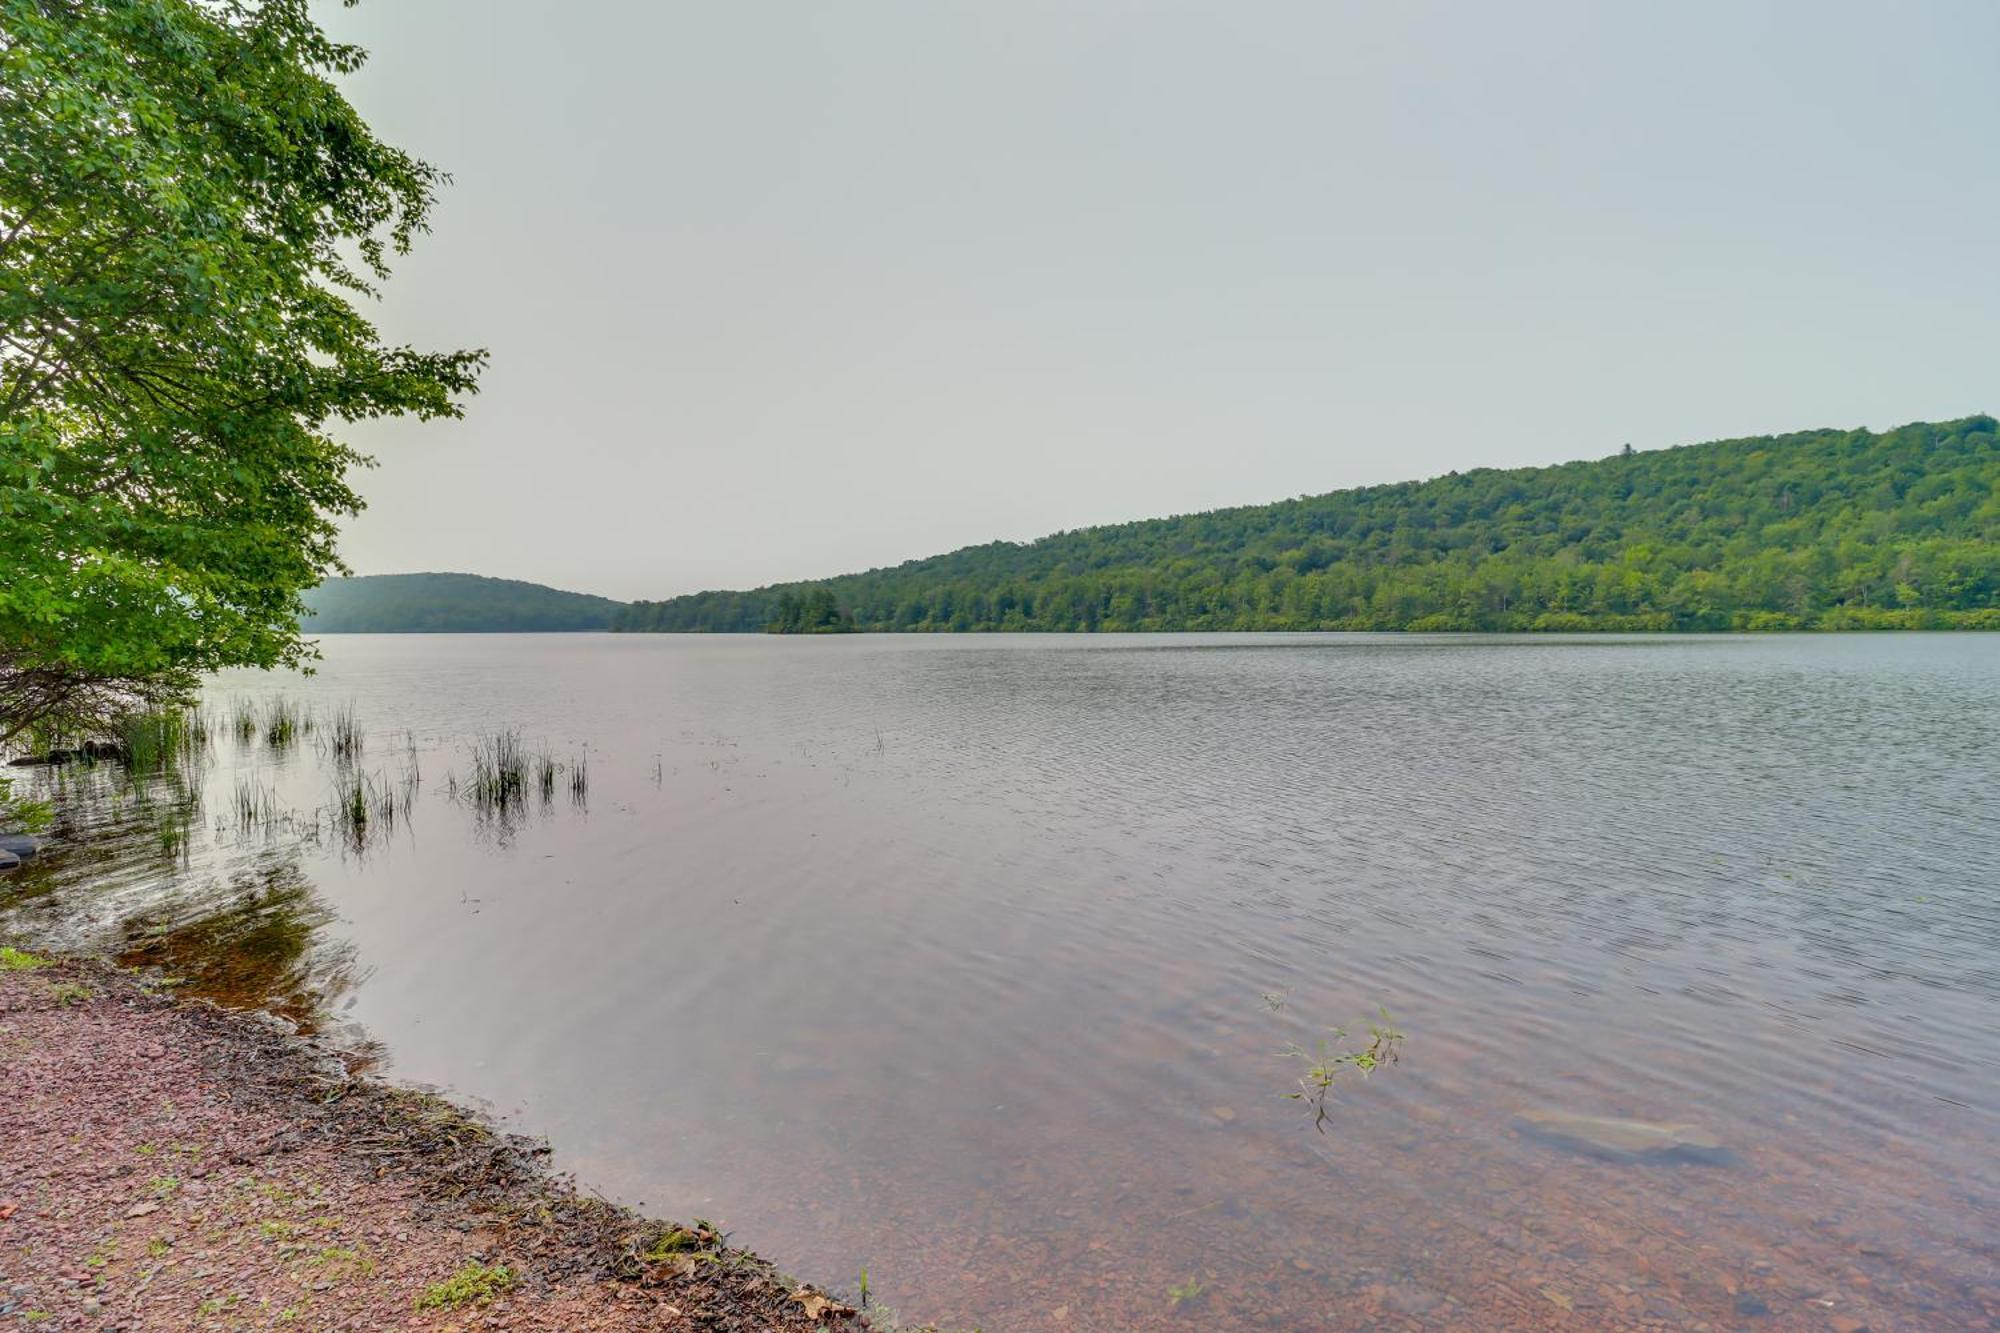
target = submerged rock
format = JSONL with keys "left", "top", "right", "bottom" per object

{"left": 1514, "top": 1108, "right": 1733, "bottom": 1165}
{"left": 0, "top": 850, "right": 17, "bottom": 872}
{"left": 0, "top": 834, "right": 44, "bottom": 860}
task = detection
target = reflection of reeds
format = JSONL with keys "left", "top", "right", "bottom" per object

{"left": 148, "top": 773, "right": 201, "bottom": 864}
{"left": 568, "top": 748, "right": 589, "bottom": 807}
{"left": 157, "top": 808, "right": 191, "bottom": 860}
{"left": 231, "top": 779, "right": 282, "bottom": 831}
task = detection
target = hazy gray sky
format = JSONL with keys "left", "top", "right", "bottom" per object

{"left": 321, "top": 1, "right": 2000, "bottom": 601}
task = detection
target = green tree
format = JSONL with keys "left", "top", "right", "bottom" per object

{"left": 0, "top": 0, "right": 484, "bottom": 743}
{"left": 613, "top": 418, "right": 1999, "bottom": 634}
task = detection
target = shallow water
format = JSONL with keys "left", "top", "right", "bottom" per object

{"left": 6, "top": 633, "right": 1998, "bottom": 1329}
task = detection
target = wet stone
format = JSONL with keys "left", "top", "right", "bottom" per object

{"left": 1513, "top": 1109, "right": 1734, "bottom": 1165}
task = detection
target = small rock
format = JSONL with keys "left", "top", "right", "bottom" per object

{"left": 1734, "top": 1292, "right": 1771, "bottom": 1317}
{"left": 1210, "top": 1107, "right": 1236, "bottom": 1123}
{"left": 125, "top": 1201, "right": 159, "bottom": 1218}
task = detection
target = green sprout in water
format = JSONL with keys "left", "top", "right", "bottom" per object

{"left": 1167, "top": 1276, "right": 1208, "bottom": 1307}
{"left": 1282, "top": 1006, "right": 1404, "bottom": 1134}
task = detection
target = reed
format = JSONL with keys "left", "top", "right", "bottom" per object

{"left": 466, "top": 730, "right": 528, "bottom": 811}
{"left": 116, "top": 705, "right": 209, "bottom": 776}
{"left": 230, "top": 779, "right": 282, "bottom": 831}
{"left": 263, "top": 697, "right": 307, "bottom": 749}
{"left": 324, "top": 704, "right": 365, "bottom": 762}
{"left": 334, "top": 772, "right": 369, "bottom": 847}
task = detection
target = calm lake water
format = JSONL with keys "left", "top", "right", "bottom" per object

{"left": 6, "top": 633, "right": 1999, "bottom": 1329}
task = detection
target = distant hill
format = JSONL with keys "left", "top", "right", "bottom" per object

{"left": 615, "top": 417, "right": 2000, "bottom": 633}
{"left": 303, "top": 574, "right": 623, "bottom": 633}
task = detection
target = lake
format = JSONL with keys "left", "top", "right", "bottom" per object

{"left": 6, "top": 633, "right": 1998, "bottom": 1329}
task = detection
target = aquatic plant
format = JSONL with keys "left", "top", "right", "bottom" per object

{"left": 0, "top": 774, "right": 53, "bottom": 834}
{"left": 328, "top": 772, "right": 369, "bottom": 851}
{"left": 263, "top": 698, "right": 307, "bottom": 749}
{"left": 230, "top": 779, "right": 282, "bottom": 831}
{"left": 230, "top": 698, "right": 259, "bottom": 743}
{"left": 156, "top": 804, "right": 193, "bottom": 861}
{"left": 116, "top": 705, "right": 209, "bottom": 776}
{"left": 534, "top": 748, "right": 558, "bottom": 804}
{"left": 324, "top": 704, "right": 365, "bottom": 762}
{"left": 567, "top": 747, "right": 589, "bottom": 806}
{"left": 1167, "top": 1277, "right": 1208, "bottom": 1307}
{"left": 465, "top": 730, "right": 528, "bottom": 811}
{"left": 374, "top": 770, "right": 414, "bottom": 829}
{"left": 1282, "top": 1007, "right": 1404, "bottom": 1134}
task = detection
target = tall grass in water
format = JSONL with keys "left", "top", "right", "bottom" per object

{"left": 137, "top": 769, "right": 203, "bottom": 864}
{"left": 567, "top": 748, "right": 589, "bottom": 807}
{"left": 156, "top": 802, "right": 194, "bottom": 862}
{"left": 465, "top": 731, "right": 529, "bottom": 813}
{"left": 263, "top": 697, "right": 308, "bottom": 749}
{"left": 332, "top": 772, "right": 369, "bottom": 849}
{"left": 323, "top": 704, "right": 365, "bottom": 763}
{"left": 329, "top": 768, "right": 416, "bottom": 852}
{"left": 230, "top": 779, "right": 282, "bottom": 832}
{"left": 533, "top": 748, "right": 558, "bottom": 805}
{"left": 116, "top": 705, "right": 209, "bottom": 776}
{"left": 229, "top": 698, "right": 259, "bottom": 743}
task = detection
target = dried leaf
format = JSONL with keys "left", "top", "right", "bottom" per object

{"left": 791, "top": 1286, "right": 855, "bottom": 1321}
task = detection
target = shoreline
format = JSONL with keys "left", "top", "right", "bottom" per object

{"left": 0, "top": 953, "right": 881, "bottom": 1331}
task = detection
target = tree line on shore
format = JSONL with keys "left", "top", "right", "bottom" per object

{"left": 615, "top": 417, "right": 2000, "bottom": 634}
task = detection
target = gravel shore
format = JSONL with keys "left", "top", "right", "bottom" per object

{"left": 0, "top": 954, "right": 871, "bottom": 1331}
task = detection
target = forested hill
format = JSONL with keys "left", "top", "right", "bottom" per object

{"left": 615, "top": 417, "right": 2000, "bottom": 633}
{"left": 303, "top": 574, "right": 623, "bottom": 632}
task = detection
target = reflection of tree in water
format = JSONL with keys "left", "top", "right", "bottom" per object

{"left": 0, "top": 761, "right": 207, "bottom": 918}
{"left": 3, "top": 740, "right": 392, "bottom": 1041}
{"left": 117, "top": 854, "right": 362, "bottom": 1033}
